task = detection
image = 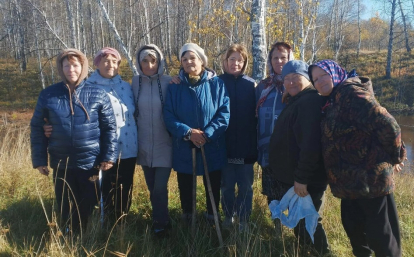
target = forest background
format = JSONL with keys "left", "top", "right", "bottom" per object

{"left": 0, "top": 0, "right": 414, "bottom": 256}
{"left": 1, "top": 0, "right": 414, "bottom": 111}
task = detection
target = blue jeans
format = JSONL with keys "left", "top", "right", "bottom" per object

{"left": 221, "top": 163, "right": 254, "bottom": 222}
{"left": 142, "top": 166, "right": 171, "bottom": 229}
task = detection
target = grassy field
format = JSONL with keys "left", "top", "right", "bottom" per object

{"left": 0, "top": 51, "right": 414, "bottom": 256}
{"left": 0, "top": 121, "right": 413, "bottom": 256}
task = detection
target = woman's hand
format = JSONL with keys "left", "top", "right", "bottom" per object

{"left": 190, "top": 128, "right": 206, "bottom": 148}
{"left": 100, "top": 161, "right": 113, "bottom": 171}
{"left": 294, "top": 181, "right": 308, "bottom": 197}
{"left": 37, "top": 166, "right": 50, "bottom": 176}
{"left": 170, "top": 76, "right": 181, "bottom": 84}
{"left": 394, "top": 161, "right": 405, "bottom": 173}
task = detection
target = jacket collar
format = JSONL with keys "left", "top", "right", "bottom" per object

{"left": 87, "top": 70, "right": 122, "bottom": 86}
{"left": 179, "top": 67, "right": 217, "bottom": 87}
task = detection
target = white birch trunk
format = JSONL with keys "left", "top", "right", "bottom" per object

{"left": 64, "top": 0, "right": 77, "bottom": 48}
{"left": 33, "top": 9, "right": 46, "bottom": 89}
{"left": 357, "top": 0, "right": 361, "bottom": 58}
{"left": 142, "top": 0, "right": 151, "bottom": 44}
{"left": 251, "top": 0, "right": 267, "bottom": 81}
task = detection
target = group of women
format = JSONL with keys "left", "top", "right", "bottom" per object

{"left": 31, "top": 40, "right": 405, "bottom": 257}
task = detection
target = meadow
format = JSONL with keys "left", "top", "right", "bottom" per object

{"left": 0, "top": 117, "right": 413, "bottom": 256}
{"left": 1, "top": 51, "right": 414, "bottom": 256}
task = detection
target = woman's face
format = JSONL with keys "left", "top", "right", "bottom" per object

{"left": 226, "top": 51, "right": 244, "bottom": 76}
{"left": 271, "top": 48, "right": 289, "bottom": 75}
{"left": 62, "top": 57, "right": 82, "bottom": 85}
{"left": 283, "top": 73, "right": 310, "bottom": 97}
{"left": 140, "top": 55, "right": 158, "bottom": 76}
{"left": 181, "top": 51, "right": 203, "bottom": 76}
{"left": 311, "top": 66, "right": 334, "bottom": 96}
{"left": 97, "top": 54, "right": 119, "bottom": 78}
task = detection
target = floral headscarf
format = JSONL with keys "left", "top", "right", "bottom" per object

{"left": 309, "top": 59, "right": 357, "bottom": 87}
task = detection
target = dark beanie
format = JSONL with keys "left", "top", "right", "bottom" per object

{"left": 281, "top": 60, "right": 310, "bottom": 81}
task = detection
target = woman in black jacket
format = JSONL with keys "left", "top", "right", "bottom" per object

{"left": 268, "top": 60, "right": 329, "bottom": 255}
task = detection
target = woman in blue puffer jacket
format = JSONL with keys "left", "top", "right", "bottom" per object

{"left": 30, "top": 48, "right": 118, "bottom": 232}
{"left": 164, "top": 43, "right": 230, "bottom": 223}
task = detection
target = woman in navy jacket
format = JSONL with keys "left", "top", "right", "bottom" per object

{"left": 30, "top": 48, "right": 118, "bottom": 232}
{"left": 219, "top": 44, "right": 257, "bottom": 230}
{"left": 163, "top": 43, "right": 230, "bottom": 223}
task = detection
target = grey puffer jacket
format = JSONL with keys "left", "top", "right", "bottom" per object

{"left": 132, "top": 44, "right": 172, "bottom": 168}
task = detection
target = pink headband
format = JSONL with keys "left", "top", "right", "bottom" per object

{"left": 93, "top": 47, "right": 121, "bottom": 67}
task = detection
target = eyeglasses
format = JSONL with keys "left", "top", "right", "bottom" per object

{"left": 228, "top": 58, "right": 245, "bottom": 64}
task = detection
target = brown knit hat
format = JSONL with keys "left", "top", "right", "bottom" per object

{"left": 56, "top": 48, "right": 89, "bottom": 87}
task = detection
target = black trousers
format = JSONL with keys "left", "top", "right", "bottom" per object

{"left": 341, "top": 194, "right": 401, "bottom": 257}
{"left": 267, "top": 180, "right": 329, "bottom": 254}
{"left": 101, "top": 157, "right": 136, "bottom": 220}
{"left": 53, "top": 167, "right": 99, "bottom": 231}
{"left": 176, "top": 170, "right": 221, "bottom": 215}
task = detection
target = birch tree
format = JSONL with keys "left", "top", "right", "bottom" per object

{"left": 398, "top": 0, "right": 411, "bottom": 52}
{"left": 64, "top": 0, "right": 77, "bottom": 48}
{"left": 386, "top": 0, "right": 397, "bottom": 78}
{"left": 251, "top": 0, "right": 267, "bottom": 81}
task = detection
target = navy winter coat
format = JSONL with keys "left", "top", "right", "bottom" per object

{"left": 163, "top": 69, "right": 230, "bottom": 175}
{"left": 219, "top": 72, "right": 257, "bottom": 163}
{"left": 30, "top": 81, "right": 118, "bottom": 170}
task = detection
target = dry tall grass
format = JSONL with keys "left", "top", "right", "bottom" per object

{"left": 0, "top": 124, "right": 413, "bottom": 256}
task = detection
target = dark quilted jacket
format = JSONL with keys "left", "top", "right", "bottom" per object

{"left": 219, "top": 72, "right": 257, "bottom": 164}
{"left": 30, "top": 81, "right": 118, "bottom": 170}
{"left": 322, "top": 76, "right": 406, "bottom": 199}
{"left": 269, "top": 88, "right": 327, "bottom": 188}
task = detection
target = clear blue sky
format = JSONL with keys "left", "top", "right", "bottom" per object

{"left": 361, "top": 0, "right": 387, "bottom": 20}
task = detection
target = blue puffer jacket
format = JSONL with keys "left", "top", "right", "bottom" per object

{"left": 163, "top": 69, "right": 230, "bottom": 175}
{"left": 219, "top": 72, "right": 257, "bottom": 163}
{"left": 30, "top": 81, "right": 118, "bottom": 170}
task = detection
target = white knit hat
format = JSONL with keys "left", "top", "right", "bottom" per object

{"left": 179, "top": 43, "right": 208, "bottom": 66}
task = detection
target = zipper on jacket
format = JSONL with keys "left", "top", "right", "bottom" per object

{"left": 150, "top": 79, "right": 154, "bottom": 167}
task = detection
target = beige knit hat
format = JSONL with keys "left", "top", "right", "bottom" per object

{"left": 179, "top": 43, "right": 208, "bottom": 66}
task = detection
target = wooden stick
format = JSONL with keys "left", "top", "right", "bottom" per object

{"left": 191, "top": 148, "right": 197, "bottom": 236}
{"left": 200, "top": 146, "right": 223, "bottom": 247}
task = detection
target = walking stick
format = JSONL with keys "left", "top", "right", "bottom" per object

{"left": 200, "top": 145, "right": 223, "bottom": 247}
{"left": 99, "top": 169, "right": 104, "bottom": 228}
{"left": 191, "top": 147, "right": 197, "bottom": 236}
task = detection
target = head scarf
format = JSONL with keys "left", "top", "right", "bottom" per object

{"left": 256, "top": 43, "right": 294, "bottom": 116}
{"left": 93, "top": 47, "right": 121, "bottom": 67}
{"left": 309, "top": 60, "right": 357, "bottom": 87}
